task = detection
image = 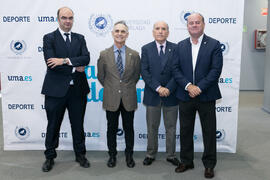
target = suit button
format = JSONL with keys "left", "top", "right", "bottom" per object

{"left": 120, "top": 80, "right": 122, "bottom": 83}
{"left": 118, "top": 90, "right": 121, "bottom": 93}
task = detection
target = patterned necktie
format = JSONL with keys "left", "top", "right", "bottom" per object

{"left": 160, "top": 45, "right": 166, "bottom": 67}
{"left": 116, "top": 49, "right": 124, "bottom": 77}
{"left": 64, "top": 33, "right": 71, "bottom": 49}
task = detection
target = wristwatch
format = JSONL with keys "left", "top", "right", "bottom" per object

{"left": 63, "top": 58, "right": 68, "bottom": 64}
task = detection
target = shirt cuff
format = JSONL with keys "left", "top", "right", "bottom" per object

{"left": 67, "top": 58, "right": 72, "bottom": 66}
{"left": 185, "top": 82, "right": 192, "bottom": 91}
{"left": 156, "top": 86, "right": 161, "bottom": 92}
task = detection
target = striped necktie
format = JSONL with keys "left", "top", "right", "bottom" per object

{"left": 116, "top": 49, "right": 124, "bottom": 77}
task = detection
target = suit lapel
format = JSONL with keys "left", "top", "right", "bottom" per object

{"left": 185, "top": 39, "right": 193, "bottom": 72}
{"left": 107, "top": 46, "right": 120, "bottom": 78}
{"left": 150, "top": 41, "right": 162, "bottom": 68}
{"left": 55, "top": 29, "right": 74, "bottom": 58}
{"left": 161, "top": 41, "right": 173, "bottom": 70}
{"left": 195, "top": 35, "right": 208, "bottom": 69}
{"left": 123, "top": 46, "right": 132, "bottom": 77}
{"left": 70, "top": 32, "right": 78, "bottom": 56}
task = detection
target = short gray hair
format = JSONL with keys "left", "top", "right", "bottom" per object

{"left": 114, "top": 20, "right": 129, "bottom": 32}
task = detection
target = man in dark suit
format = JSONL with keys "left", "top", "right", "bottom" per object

{"left": 173, "top": 13, "right": 223, "bottom": 178}
{"left": 141, "top": 21, "right": 179, "bottom": 166}
{"left": 97, "top": 21, "right": 140, "bottom": 168}
{"left": 41, "top": 7, "right": 90, "bottom": 172}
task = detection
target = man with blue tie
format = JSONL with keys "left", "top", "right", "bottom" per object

{"left": 41, "top": 7, "right": 90, "bottom": 172}
{"left": 97, "top": 21, "right": 140, "bottom": 168}
{"left": 173, "top": 13, "right": 223, "bottom": 178}
{"left": 141, "top": 21, "right": 179, "bottom": 166}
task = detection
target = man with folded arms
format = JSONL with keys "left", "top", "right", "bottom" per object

{"left": 41, "top": 7, "right": 90, "bottom": 172}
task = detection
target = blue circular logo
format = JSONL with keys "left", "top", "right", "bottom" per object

{"left": 180, "top": 11, "right": 195, "bottom": 25}
{"left": 220, "top": 42, "right": 229, "bottom": 55}
{"left": 117, "top": 128, "right": 124, "bottom": 136}
{"left": 18, "top": 128, "right": 27, "bottom": 136}
{"left": 216, "top": 129, "right": 225, "bottom": 141}
{"left": 89, "top": 14, "right": 113, "bottom": 36}
{"left": 14, "top": 42, "right": 23, "bottom": 51}
{"left": 95, "top": 17, "right": 107, "bottom": 29}
{"left": 184, "top": 13, "right": 192, "bottom": 21}
{"left": 15, "top": 126, "right": 30, "bottom": 140}
{"left": 10, "top": 40, "right": 27, "bottom": 55}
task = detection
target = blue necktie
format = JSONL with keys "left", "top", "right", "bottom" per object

{"left": 116, "top": 49, "right": 124, "bottom": 78}
{"left": 64, "top": 33, "right": 71, "bottom": 49}
{"left": 160, "top": 45, "right": 166, "bottom": 67}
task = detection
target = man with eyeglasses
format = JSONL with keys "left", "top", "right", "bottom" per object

{"left": 41, "top": 7, "right": 90, "bottom": 172}
{"left": 97, "top": 21, "right": 140, "bottom": 168}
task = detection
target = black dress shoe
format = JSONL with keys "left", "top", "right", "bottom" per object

{"left": 75, "top": 154, "right": 90, "bottom": 168}
{"left": 175, "top": 163, "right": 194, "bottom": 173}
{"left": 107, "top": 156, "right": 116, "bottom": 168}
{"left": 166, "top": 157, "right": 180, "bottom": 166}
{"left": 126, "top": 155, "right": 135, "bottom": 168}
{"left": 204, "top": 168, "right": 214, "bottom": 178}
{"left": 42, "top": 159, "right": 54, "bottom": 172}
{"left": 143, "top": 157, "right": 155, "bottom": 166}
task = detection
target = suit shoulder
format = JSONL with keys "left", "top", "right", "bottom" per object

{"left": 205, "top": 35, "right": 220, "bottom": 44}
{"left": 72, "top": 32, "right": 86, "bottom": 40}
{"left": 43, "top": 30, "right": 56, "bottom": 39}
{"left": 142, "top": 41, "right": 155, "bottom": 50}
{"left": 167, "top": 41, "right": 177, "bottom": 47}
{"left": 99, "top": 48, "right": 110, "bottom": 56}
{"left": 128, "top": 48, "right": 139, "bottom": 56}
{"left": 177, "top": 38, "right": 189, "bottom": 47}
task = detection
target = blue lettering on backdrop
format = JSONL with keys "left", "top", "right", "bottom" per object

{"left": 85, "top": 65, "right": 144, "bottom": 103}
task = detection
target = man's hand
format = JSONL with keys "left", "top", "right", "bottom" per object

{"left": 76, "top": 66, "right": 85, "bottom": 72}
{"left": 158, "top": 87, "right": 170, "bottom": 97}
{"left": 187, "top": 84, "right": 201, "bottom": 98}
{"left": 47, "top": 58, "right": 65, "bottom": 68}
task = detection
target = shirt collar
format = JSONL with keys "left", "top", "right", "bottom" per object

{"left": 58, "top": 28, "right": 71, "bottom": 36}
{"left": 113, "top": 44, "right": 126, "bottom": 52}
{"left": 190, "top": 34, "right": 204, "bottom": 45}
{"left": 155, "top": 40, "right": 167, "bottom": 49}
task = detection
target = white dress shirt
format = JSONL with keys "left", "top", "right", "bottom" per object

{"left": 185, "top": 34, "right": 204, "bottom": 90}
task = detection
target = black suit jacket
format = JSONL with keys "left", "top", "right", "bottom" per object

{"left": 173, "top": 34, "right": 223, "bottom": 102}
{"left": 41, "top": 29, "right": 90, "bottom": 97}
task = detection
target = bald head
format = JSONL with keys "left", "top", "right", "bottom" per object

{"left": 57, "top": 7, "right": 74, "bottom": 32}
{"left": 187, "top": 13, "right": 205, "bottom": 24}
{"left": 152, "top": 21, "right": 169, "bottom": 44}
{"left": 187, "top": 13, "right": 205, "bottom": 39}
{"left": 57, "top": 7, "right": 73, "bottom": 18}
{"left": 153, "top": 21, "right": 169, "bottom": 31}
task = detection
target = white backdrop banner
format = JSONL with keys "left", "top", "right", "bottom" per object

{"left": 0, "top": 0, "right": 244, "bottom": 153}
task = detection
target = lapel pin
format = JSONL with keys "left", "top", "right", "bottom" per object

{"left": 169, "top": 49, "right": 171, "bottom": 52}
{"left": 204, "top": 41, "right": 207, "bottom": 45}
{"left": 129, "top": 53, "right": 132, "bottom": 56}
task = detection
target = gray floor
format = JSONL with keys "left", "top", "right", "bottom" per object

{"left": 0, "top": 91, "right": 270, "bottom": 180}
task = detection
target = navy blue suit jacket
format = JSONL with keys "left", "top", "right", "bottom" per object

{"left": 141, "top": 41, "right": 178, "bottom": 106}
{"left": 41, "top": 29, "right": 90, "bottom": 97}
{"left": 173, "top": 35, "right": 223, "bottom": 102}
